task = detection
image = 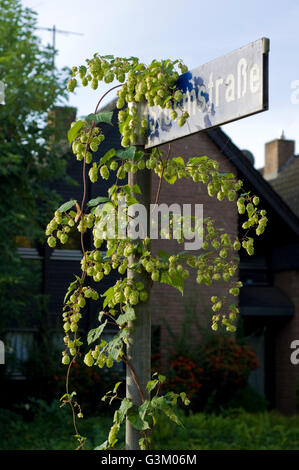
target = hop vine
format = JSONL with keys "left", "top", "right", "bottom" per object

{"left": 46, "top": 53, "right": 268, "bottom": 450}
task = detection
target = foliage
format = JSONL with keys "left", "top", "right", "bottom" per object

{"left": 166, "top": 334, "right": 264, "bottom": 413}
{"left": 150, "top": 409, "right": 299, "bottom": 450}
{"left": 0, "top": 403, "right": 298, "bottom": 450}
{"left": 0, "top": 0, "right": 69, "bottom": 330}
{"left": 224, "top": 386, "right": 269, "bottom": 413}
{"left": 18, "top": 332, "right": 124, "bottom": 416}
{"left": 46, "top": 52, "right": 268, "bottom": 449}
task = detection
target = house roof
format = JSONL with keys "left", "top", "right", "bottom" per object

{"left": 206, "top": 127, "right": 299, "bottom": 238}
{"left": 267, "top": 155, "right": 299, "bottom": 218}
{"left": 100, "top": 98, "right": 299, "bottom": 238}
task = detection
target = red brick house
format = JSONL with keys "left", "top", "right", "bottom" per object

{"left": 151, "top": 126, "right": 299, "bottom": 414}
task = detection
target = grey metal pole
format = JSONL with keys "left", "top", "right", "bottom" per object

{"left": 125, "top": 155, "right": 152, "bottom": 450}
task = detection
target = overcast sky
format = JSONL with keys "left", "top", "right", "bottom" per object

{"left": 22, "top": 0, "right": 299, "bottom": 169}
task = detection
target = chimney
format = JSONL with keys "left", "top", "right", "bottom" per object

{"left": 264, "top": 133, "right": 295, "bottom": 180}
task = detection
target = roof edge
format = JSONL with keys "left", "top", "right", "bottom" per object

{"left": 206, "top": 127, "right": 299, "bottom": 238}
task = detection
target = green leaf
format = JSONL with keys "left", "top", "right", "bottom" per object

{"left": 113, "top": 381, "right": 122, "bottom": 394}
{"left": 105, "top": 329, "right": 127, "bottom": 361}
{"left": 87, "top": 196, "right": 110, "bottom": 207}
{"left": 116, "top": 146, "right": 136, "bottom": 160}
{"left": 151, "top": 396, "right": 183, "bottom": 426}
{"left": 163, "top": 173, "right": 177, "bottom": 184}
{"left": 218, "top": 172, "right": 235, "bottom": 179}
{"left": 87, "top": 320, "right": 107, "bottom": 345}
{"left": 128, "top": 410, "right": 150, "bottom": 430}
{"left": 157, "top": 249, "right": 170, "bottom": 260}
{"left": 131, "top": 184, "right": 142, "bottom": 194}
{"left": 163, "top": 95, "right": 173, "bottom": 106}
{"left": 106, "top": 243, "right": 117, "bottom": 258}
{"left": 188, "top": 156, "right": 208, "bottom": 164}
{"left": 102, "top": 286, "right": 115, "bottom": 308}
{"left": 176, "top": 250, "right": 191, "bottom": 258}
{"left": 109, "top": 396, "right": 117, "bottom": 405}
{"left": 64, "top": 278, "right": 79, "bottom": 304}
{"left": 57, "top": 200, "right": 77, "bottom": 213}
{"left": 99, "top": 148, "right": 116, "bottom": 167}
{"left": 138, "top": 400, "right": 151, "bottom": 422}
{"left": 126, "top": 196, "right": 139, "bottom": 206}
{"left": 59, "top": 393, "right": 70, "bottom": 401}
{"left": 114, "top": 398, "right": 133, "bottom": 424}
{"left": 160, "top": 270, "right": 184, "bottom": 295}
{"left": 102, "top": 202, "right": 114, "bottom": 213}
{"left": 94, "top": 440, "right": 109, "bottom": 450}
{"left": 86, "top": 111, "right": 113, "bottom": 125}
{"left": 172, "top": 156, "right": 185, "bottom": 167}
{"left": 180, "top": 392, "right": 186, "bottom": 402}
{"left": 133, "top": 151, "right": 145, "bottom": 162}
{"left": 67, "top": 120, "right": 84, "bottom": 144}
{"left": 116, "top": 306, "right": 136, "bottom": 326}
{"left": 146, "top": 379, "right": 159, "bottom": 392}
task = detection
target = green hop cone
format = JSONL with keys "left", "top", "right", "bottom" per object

{"left": 226, "top": 325, "right": 236, "bottom": 333}
{"left": 139, "top": 291, "right": 148, "bottom": 302}
{"left": 229, "top": 287, "right": 240, "bottom": 296}
{"left": 60, "top": 233, "right": 68, "bottom": 244}
{"left": 91, "top": 78, "right": 98, "bottom": 90}
{"left": 108, "top": 423, "right": 119, "bottom": 446}
{"left": 170, "top": 110, "right": 177, "bottom": 120}
{"left": 78, "top": 296, "right": 86, "bottom": 308}
{"left": 100, "top": 165, "right": 110, "bottom": 180}
{"left": 67, "top": 78, "right": 77, "bottom": 92}
{"left": 121, "top": 136, "right": 130, "bottom": 148}
{"left": 177, "top": 116, "right": 186, "bottom": 127}
{"left": 62, "top": 354, "right": 70, "bottom": 365}
{"left": 233, "top": 240, "right": 241, "bottom": 250}
{"left": 47, "top": 236, "right": 56, "bottom": 248}
{"left": 228, "top": 190, "right": 236, "bottom": 201}
{"left": 110, "top": 160, "right": 118, "bottom": 171}
{"left": 138, "top": 159, "right": 145, "bottom": 170}
{"left": 84, "top": 351, "right": 94, "bottom": 367}
{"left": 129, "top": 291, "right": 139, "bottom": 305}
{"left": 174, "top": 90, "right": 183, "bottom": 102}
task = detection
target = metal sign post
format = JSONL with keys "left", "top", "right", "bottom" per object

{"left": 126, "top": 162, "right": 152, "bottom": 450}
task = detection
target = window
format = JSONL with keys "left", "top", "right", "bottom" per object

{"left": 5, "top": 331, "right": 34, "bottom": 379}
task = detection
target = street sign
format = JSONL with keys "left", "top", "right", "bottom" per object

{"left": 145, "top": 37, "right": 269, "bottom": 149}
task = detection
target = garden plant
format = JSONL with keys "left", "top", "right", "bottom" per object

{"left": 45, "top": 53, "right": 268, "bottom": 450}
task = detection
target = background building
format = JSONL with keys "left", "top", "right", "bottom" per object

{"left": 9, "top": 104, "right": 299, "bottom": 414}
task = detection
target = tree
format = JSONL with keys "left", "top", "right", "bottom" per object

{"left": 0, "top": 0, "right": 69, "bottom": 331}
{"left": 48, "top": 54, "right": 268, "bottom": 450}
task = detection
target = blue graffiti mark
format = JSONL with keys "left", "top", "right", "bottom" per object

{"left": 178, "top": 71, "right": 193, "bottom": 93}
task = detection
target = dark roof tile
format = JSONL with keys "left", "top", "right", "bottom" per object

{"left": 269, "top": 156, "right": 299, "bottom": 218}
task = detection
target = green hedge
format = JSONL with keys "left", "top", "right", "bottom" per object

{"left": 0, "top": 401, "right": 298, "bottom": 450}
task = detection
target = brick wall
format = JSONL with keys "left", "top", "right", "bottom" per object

{"left": 149, "top": 130, "right": 239, "bottom": 368}
{"left": 274, "top": 271, "right": 299, "bottom": 414}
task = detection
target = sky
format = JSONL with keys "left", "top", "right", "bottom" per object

{"left": 22, "top": 0, "right": 299, "bottom": 169}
